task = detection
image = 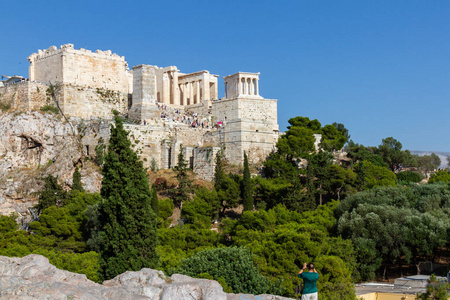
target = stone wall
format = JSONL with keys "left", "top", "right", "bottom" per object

{"left": 28, "top": 44, "right": 130, "bottom": 94}
{"left": 211, "top": 97, "right": 278, "bottom": 165}
{"left": 8, "top": 44, "right": 281, "bottom": 175}
{"left": 59, "top": 84, "right": 128, "bottom": 119}
{"left": 124, "top": 123, "right": 212, "bottom": 170}
{"left": 0, "top": 81, "right": 47, "bottom": 111}
{"left": 193, "top": 147, "right": 221, "bottom": 181}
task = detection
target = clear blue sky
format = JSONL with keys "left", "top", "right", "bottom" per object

{"left": 2, "top": 1, "right": 450, "bottom": 152}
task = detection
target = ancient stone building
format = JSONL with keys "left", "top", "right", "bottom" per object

{"left": 0, "top": 44, "right": 280, "bottom": 179}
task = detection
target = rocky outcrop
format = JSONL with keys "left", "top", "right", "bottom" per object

{"left": 0, "top": 111, "right": 102, "bottom": 222}
{"left": 0, "top": 255, "right": 294, "bottom": 300}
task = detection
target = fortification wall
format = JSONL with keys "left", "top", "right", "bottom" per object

{"left": 193, "top": 147, "right": 221, "bottom": 181}
{"left": 28, "top": 44, "right": 130, "bottom": 94}
{"left": 59, "top": 85, "right": 128, "bottom": 119}
{"left": 124, "top": 123, "right": 212, "bottom": 170}
{"left": 0, "top": 82, "right": 47, "bottom": 111}
{"left": 210, "top": 97, "right": 278, "bottom": 165}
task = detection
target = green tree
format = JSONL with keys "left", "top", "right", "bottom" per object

{"left": 354, "top": 160, "right": 396, "bottom": 190}
{"left": 150, "top": 185, "right": 159, "bottom": 216}
{"left": 416, "top": 153, "right": 441, "bottom": 173}
{"left": 214, "top": 150, "right": 225, "bottom": 191}
{"left": 172, "top": 144, "right": 193, "bottom": 208}
{"left": 35, "top": 175, "right": 68, "bottom": 214}
{"left": 345, "top": 140, "right": 387, "bottom": 168}
{"left": 94, "top": 137, "right": 106, "bottom": 166}
{"left": 182, "top": 188, "right": 220, "bottom": 228}
{"left": 332, "top": 122, "right": 350, "bottom": 142}
{"left": 72, "top": 167, "right": 84, "bottom": 193}
{"left": 306, "top": 151, "right": 334, "bottom": 205}
{"left": 377, "top": 137, "right": 417, "bottom": 171}
{"left": 0, "top": 214, "right": 18, "bottom": 234}
{"left": 98, "top": 111, "right": 159, "bottom": 280}
{"left": 176, "top": 247, "right": 270, "bottom": 295}
{"left": 276, "top": 117, "right": 317, "bottom": 160}
{"left": 416, "top": 274, "right": 450, "bottom": 300}
{"left": 396, "top": 170, "right": 422, "bottom": 184}
{"left": 321, "top": 124, "right": 347, "bottom": 152}
{"left": 222, "top": 202, "right": 358, "bottom": 298}
{"left": 242, "top": 152, "right": 254, "bottom": 211}
{"left": 428, "top": 170, "right": 450, "bottom": 183}
{"left": 337, "top": 185, "right": 450, "bottom": 280}
{"left": 327, "top": 165, "right": 357, "bottom": 200}
{"left": 217, "top": 175, "right": 241, "bottom": 215}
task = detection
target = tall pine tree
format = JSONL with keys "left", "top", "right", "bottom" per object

{"left": 72, "top": 167, "right": 84, "bottom": 193}
{"left": 172, "top": 144, "right": 192, "bottom": 208}
{"left": 214, "top": 150, "right": 225, "bottom": 191}
{"left": 242, "top": 152, "right": 253, "bottom": 211}
{"left": 150, "top": 185, "right": 159, "bottom": 216}
{"left": 98, "top": 111, "right": 159, "bottom": 280}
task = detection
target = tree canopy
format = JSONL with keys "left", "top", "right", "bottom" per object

{"left": 98, "top": 111, "right": 159, "bottom": 280}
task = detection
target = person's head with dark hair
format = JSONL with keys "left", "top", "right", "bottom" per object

{"left": 308, "top": 263, "right": 314, "bottom": 270}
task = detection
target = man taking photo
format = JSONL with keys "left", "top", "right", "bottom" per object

{"left": 298, "top": 262, "right": 319, "bottom": 300}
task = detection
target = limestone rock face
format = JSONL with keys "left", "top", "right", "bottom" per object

{"left": 0, "top": 111, "right": 101, "bottom": 221}
{"left": 0, "top": 255, "right": 294, "bottom": 300}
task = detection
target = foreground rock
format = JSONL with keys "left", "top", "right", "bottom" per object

{"left": 0, "top": 255, "right": 294, "bottom": 300}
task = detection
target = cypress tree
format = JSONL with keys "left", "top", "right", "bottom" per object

{"left": 35, "top": 175, "right": 68, "bottom": 213}
{"left": 172, "top": 144, "right": 192, "bottom": 207}
{"left": 72, "top": 167, "right": 84, "bottom": 193}
{"left": 98, "top": 111, "right": 159, "bottom": 280}
{"left": 151, "top": 185, "right": 159, "bottom": 216}
{"left": 242, "top": 152, "right": 253, "bottom": 211}
{"left": 214, "top": 150, "right": 225, "bottom": 191}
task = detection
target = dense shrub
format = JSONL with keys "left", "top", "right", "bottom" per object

{"left": 176, "top": 247, "right": 270, "bottom": 294}
{"left": 396, "top": 170, "right": 422, "bottom": 184}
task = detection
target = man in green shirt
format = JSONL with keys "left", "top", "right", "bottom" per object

{"left": 298, "top": 262, "right": 319, "bottom": 300}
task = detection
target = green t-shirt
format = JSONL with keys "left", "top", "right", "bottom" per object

{"left": 298, "top": 271, "right": 319, "bottom": 294}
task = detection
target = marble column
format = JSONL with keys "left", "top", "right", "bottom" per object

{"left": 172, "top": 71, "right": 179, "bottom": 105}
{"left": 237, "top": 78, "right": 241, "bottom": 96}
{"left": 189, "top": 82, "right": 194, "bottom": 105}
{"left": 196, "top": 80, "right": 201, "bottom": 104}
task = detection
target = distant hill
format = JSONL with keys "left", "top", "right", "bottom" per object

{"left": 409, "top": 150, "right": 450, "bottom": 169}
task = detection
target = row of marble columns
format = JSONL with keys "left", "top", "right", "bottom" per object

{"left": 180, "top": 80, "right": 202, "bottom": 105}
{"left": 239, "top": 77, "right": 259, "bottom": 96}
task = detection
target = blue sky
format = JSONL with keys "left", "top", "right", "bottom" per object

{"left": 2, "top": 1, "right": 450, "bottom": 152}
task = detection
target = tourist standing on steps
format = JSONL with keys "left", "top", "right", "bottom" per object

{"left": 298, "top": 262, "right": 319, "bottom": 300}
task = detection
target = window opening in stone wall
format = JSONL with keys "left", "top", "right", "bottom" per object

{"left": 224, "top": 82, "right": 228, "bottom": 98}
{"left": 189, "top": 156, "right": 194, "bottom": 169}
{"left": 128, "top": 94, "right": 132, "bottom": 109}
{"left": 86, "top": 145, "right": 90, "bottom": 156}
{"left": 168, "top": 147, "right": 172, "bottom": 169}
{"left": 157, "top": 92, "right": 161, "bottom": 103}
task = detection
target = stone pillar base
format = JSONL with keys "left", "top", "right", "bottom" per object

{"left": 128, "top": 104, "right": 158, "bottom": 121}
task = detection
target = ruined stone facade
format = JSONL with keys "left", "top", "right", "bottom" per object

{"left": 1, "top": 44, "right": 279, "bottom": 179}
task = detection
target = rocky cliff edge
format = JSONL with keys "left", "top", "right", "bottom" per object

{"left": 0, "top": 254, "right": 293, "bottom": 300}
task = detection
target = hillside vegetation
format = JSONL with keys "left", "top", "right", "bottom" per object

{"left": 1, "top": 115, "right": 449, "bottom": 299}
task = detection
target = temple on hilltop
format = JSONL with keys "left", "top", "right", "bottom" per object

{"left": 0, "top": 44, "right": 280, "bottom": 178}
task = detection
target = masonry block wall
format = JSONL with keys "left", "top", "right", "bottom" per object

{"left": 211, "top": 97, "right": 278, "bottom": 165}
{"left": 2, "top": 44, "right": 280, "bottom": 179}
{"left": 0, "top": 82, "right": 47, "bottom": 111}
{"left": 27, "top": 44, "right": 130, "bottom": 118}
